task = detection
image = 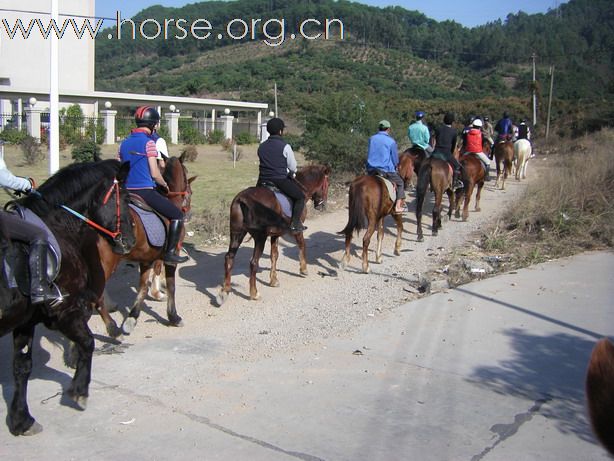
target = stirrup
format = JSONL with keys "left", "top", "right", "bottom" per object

{"left": 289, "top": 222, "right": 307, "bottom": 233}
{"left": 31, "top": 283, "right": 64, "bottom": 307}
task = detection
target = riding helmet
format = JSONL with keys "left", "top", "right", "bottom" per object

{"left": 443, "top": 112, "right": 455, "bottom": 125}
{"left": 472, "top": 118, "right": 483, "bottom": 128}
{"left": 415, "top": 111, "right": 425, "bottom": 120}
{"left": 135, "top": 106, "right": 160, "bottom": 128}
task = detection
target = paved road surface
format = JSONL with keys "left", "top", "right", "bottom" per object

{"left": 1, "top": 251, "right": 613, "bottom": 460}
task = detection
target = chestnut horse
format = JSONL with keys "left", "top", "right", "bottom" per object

{"left": 0, "top": 160, "right": 135, "bottom": 436}
{"left": 493, "top": 140, "right": 514, "bottom": 190}
{"left": 339, "top": 163, "right": 414, "bottom": 273}
{"left": 454, "top": 140, "right": 491, "bottom": 222}
{"left": 97, "top": 155, "right": 195, "bottom": 336}
{"left": 216, "top": 165, "right": 330, "bottom": 305}
{"left": 586, "top": 338, "right": 614, "bottom": 455}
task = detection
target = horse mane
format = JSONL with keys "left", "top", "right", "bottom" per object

{"left": 20, "top": 159, "right": 121, "bottom": 216}
{"left": 163, "top": 156, "right": 183, "bottom": 183}
{"left": 296, "top": 165, "right": 329, "bottom": 190}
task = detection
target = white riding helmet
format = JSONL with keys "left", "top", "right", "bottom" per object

{"left": 472, "top": 118, "right": 483, "bottom": 128}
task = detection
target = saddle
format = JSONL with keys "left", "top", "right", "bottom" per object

{"left": 129, "top": 194, "right": 167, "bottom": 248}
{"left": 2, "top": 205, "right": 60, "bottom": 296}
{"left": 257, "top": 180, "right": 293, "bottom": 218}
{"left": 463, "top": 153, "right": 488, "bottom": 174}
{"left": 369, "top": 172, "right": 396, "bottom": 202}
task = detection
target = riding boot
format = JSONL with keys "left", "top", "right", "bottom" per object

{"left": 29, "top": 240, "right": 61, "bottom": 305}
{"left": 452, "top": 170, "right": 464, "bottom": 190}
{"left": 484, "top": 164, "right": 491, "bottom": 182}
{"left": 290, "top": 197, "right": 307, "bottom": 233}
{"left": 164, "top": 219, "right": 189, "bottom": 264}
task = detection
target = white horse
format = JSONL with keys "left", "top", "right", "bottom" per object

{"left": 513, "top": 139, "right": 532, "bottom": 180}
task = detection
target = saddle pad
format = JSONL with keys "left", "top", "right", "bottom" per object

{"left": 130, "top": 204, "right": 166, "bottom": 248}
{"left": 376, "top": 176, "right": 396, "bottom": 202}
{"left": 273, "top": 192, "right": 293, "bottom": 218}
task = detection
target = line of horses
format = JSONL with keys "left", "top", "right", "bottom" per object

{"left": 0, "top": 136, "right": 535, "bottom": 437}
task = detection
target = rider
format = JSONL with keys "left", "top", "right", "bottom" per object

{"left": 494, "top": 111, "right": 514, "bottom": 143}
{"left": 407, "top": 111, "right": 433, "bottom": 157}
{"left": 462, "top": 118, "right": 492, "bottom": 181}
{"left": 0, "top": 143, "right": 61, "bottom": 304}
{"left": 517, "top": 118, "right": 531, "bottom": 141}
{"left": 257, "top": 117, "right": 307, "bottom": 233}
{"left": 119, "top": 106, "right": 188, "bottom": 264}
{"left": 433, "top": 112, "right": 464, "bottom": 191}
{"left": 482, "top": 116, "right": 495, "bottom": 150}
{"left": 151, "top": 128, "right": 169, "bottom": 172}
{"left": 366, "top": 120, "right": 405, "bottom": 214}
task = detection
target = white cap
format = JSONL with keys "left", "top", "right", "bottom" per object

{"left": 155, "top": 137, "right": 169, "bottom": 160}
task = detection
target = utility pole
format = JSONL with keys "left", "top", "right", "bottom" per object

{"left": 274, "top": 82, "right": 278, "bottom": 117}
{"left": 531, "top": 52, "right": 537, "bottom": 127}
{"left": 546, "top": 65, "right": 555, "bottom": 140}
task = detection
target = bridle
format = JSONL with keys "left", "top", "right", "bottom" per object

{"left": 314, "top": 174, "right": 329, "bottom": 209}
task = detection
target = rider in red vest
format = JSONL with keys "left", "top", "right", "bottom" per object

{"left": 462, "top": 119, "right": 492, "bottom": 181}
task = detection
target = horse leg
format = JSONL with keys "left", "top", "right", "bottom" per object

{"left": 122, "top": 262, "right": 154, "bottom": 335}
{"left": 163, "top": 263, "right": 182, "bottom": 327}
{"left": 269, "top": 236, "right": 280, "bottom": 287}
{"left": 57, "top": 300, "right": 95, "bottom": 409}
{"left": 454, "top": 189, "right": 463, "bottom": 219}
{"left": 217, "top": 229, "right": 247, "bottom": 306}
{"left": 416, "top": 192, "right": 425, "bottom": 242}
{"left": 432, "top": 190, "right": 443, "bottom": 235}
{"left": 341, "top": 231, "right": 352, "bottom": 270}
{"left": 392, "top": 213, "right": 403, "bottom": 256}
{"left": 249, "top": 234, "right": 267, "bottom": 300}
{"left": 463, "top": 183, "right": 474, "bottom": 221}
{"left": 294, "top": 232, "right": 308, "bottom": 276}
{"left": 361, "top": 220, "right": 376, "bottom": 273}
{"left": 94, "top": 302, "right": 122, "bottom": 338}
{"left": 446, "top": 188, "right": 454, "bottom": 221}
{"left": 475, "top": 182, "right": 484, "bottom": 212}
{"left": 149, "top": 260, "right": 166, "bottom": 301}
{"left": 375, "top": 218, "right": 384, "bottom": 263}
{"left": 9, "top": 323, "right": 43, "bottom": 436}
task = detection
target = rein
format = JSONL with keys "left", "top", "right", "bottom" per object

{"left": 60, "top": 178, "right": 124, "bottom": 241}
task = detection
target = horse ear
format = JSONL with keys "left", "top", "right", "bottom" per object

{"left": 323, "top": 165, "right": 331, "bottom": 176}
{"left": 117, "top": 161, "right": 131, "bottom": 184}
{"left": 188, "top": 175, "right": 197, "bottom": 184}
{"left": 179, "top": 151, "right": 187, "bottom": 164}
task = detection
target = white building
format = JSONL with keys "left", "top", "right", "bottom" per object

{"left": 0, "top": 0, "right": 268, "bottom": 142}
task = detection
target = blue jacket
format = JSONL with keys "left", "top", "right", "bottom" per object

{"left": 119, "top": 131, "right": 156, "bottom": 189}
{"left": 366, "top": 131, "right": 399, "bottom": 173}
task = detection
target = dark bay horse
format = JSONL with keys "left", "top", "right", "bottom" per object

{"left": 415, "top": 157, "right": 455, "bottom": 242}
{"left": 339, "top": 164, "right": 414, "bottom": 274}
{"left": 586, "top": 338, "right": 614, "bottom": 456}
{"left": 216, "top": 165, "right": 330, "bottom": 304}
{"left": 97, "top": 155, "right": 196, "bottom": 336}
{"left": 493, "top": 140, "right": 514, "bottom": 190}
{"left": 454, "top": 141, "right": 491, "bottom": 222}
{"left": 0, "top": 160, "right": 135, "bottom": 436}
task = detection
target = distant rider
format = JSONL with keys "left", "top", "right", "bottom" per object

{"left": 432, "top": 112, "right": 464, "bottom": 191}
{"left": 494, "top": 111, "right": 514, "bottom": 143}
{"left": 407, "top": 111, "right": 433, "bottom": 157}
{"left": 366, "top": 120, "right": 405, "bottom": 214}
{"left": 462, "top": 118, "right": 491, "bottom": 181}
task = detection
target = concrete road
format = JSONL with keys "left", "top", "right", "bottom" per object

{"left": 1, "top": 252, "right": 613, "bottom": 460}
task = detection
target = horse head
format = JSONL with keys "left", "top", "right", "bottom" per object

{"left": 22, "top": 160, "right": 136, "bottom": 255}
{"left": 296, "top": 165, "right": 330, "bottom": 211}
{"left": 164, "top": 156, "right": 196, "bottom": 222}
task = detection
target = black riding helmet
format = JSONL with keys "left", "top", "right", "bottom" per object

{"left": 135, "top": 106, "right": 160, "bottom": 129}
{"left": 266, "top": 117, "right": 285, "bottom": 135}
{"left": 443, "top": 112, "right": 455, "bottom": 125}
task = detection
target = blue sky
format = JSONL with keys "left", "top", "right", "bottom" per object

{"left": 96, "top": 1, "right": 566, "bottom": 28}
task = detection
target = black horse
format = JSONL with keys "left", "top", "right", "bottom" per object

{"left": 0, "top": 159, "right": 135, "bottom": 436}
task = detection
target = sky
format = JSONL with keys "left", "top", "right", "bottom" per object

{"left": 96, "top": 0, "right": 566, "bottom": 29}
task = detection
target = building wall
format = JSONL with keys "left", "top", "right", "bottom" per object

{"left": 0, "top": 0, "right": 95, "bottom": 94}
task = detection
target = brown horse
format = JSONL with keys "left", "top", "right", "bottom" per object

{"left": 0, "top": 160, "right": 136, "bottom": 436}
{"left": 415, "top": 157, "right": 455, "bottom": 242}
{"left": 97, "top": 155, "right": 196, "bottom": 336}
{"left": 216, "top": 165, "right": 330, "bottom": 305}
{"left": 493, "top": 140, "right": 514, "bottom": 190}
{"left": 339, "top": 162, "right": 414, "bottom": 273}
{"left": 586, "top": 338, "right": 614, "bottom": 455}
{"left": 454, "top": 140, "right": 491, "bottom": 222}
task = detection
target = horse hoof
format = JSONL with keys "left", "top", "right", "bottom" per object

{"left": 362, "top": 266, "right": 370, "bottom": 274}
{"left": 215, "top": 291, "right": 227, "bottom": 307}
{"left": 73, "top": 395, "right": 88, "bottom": 410}
{"left": 432, "top": 231, "right": 438, "bottom": 236}
{"left": 251, "top": 293, "right": 261, "bottom": 301}
{"left": 107, "top": 323, "right": 122, "bottom": 339}
{"left": 476, "top": 207, "right": 481, "bottom": 212}
{"left": 122, "top": 317, "right": 137, "bottom": 335}
{"left": 22, "top": 421, "right": 43, "bottom": 436}
{"left": 169, "top": 317, "right": 184, "bottom": 327}
{"left": 300, "top": 269, "right": 308, "bottom": 277}
{"left": 394, "top": 249, "right": 401, "bottom": 256}
{"left": 270, "top": 279, "right": 280, "bottom": 288}
{"left": 417, "top": 236, "right": 424, "bottom": 242}
{"left": 150, "top": 292, "right": 166, "bottom": 301}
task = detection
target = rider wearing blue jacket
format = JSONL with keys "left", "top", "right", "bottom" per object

{"left": 494, "top": 112, "right": 514, "bottom": 142}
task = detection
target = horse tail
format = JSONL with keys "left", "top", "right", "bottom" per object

{"left": 586, "top": 338, "right": 614, "bottom": 456}
{"left": 416, "top": 161, "right": 432, "bottom": 204}
{"left": 339, "top": 180, "right": 368, "bottom": 236}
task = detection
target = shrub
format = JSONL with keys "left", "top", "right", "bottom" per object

{"left": 234, "top": 131, "right": 258, "bottom": 145}
{"left": 0, "top": 128, "right": 27, "bottom": 144}
{"left": 84, "top": 118, "right": 106, "bottom": 145}
{"left": 20, "top": 135, "right": 43, "bottom": 165}
{"left": 207, "top": 129, "right": 225, "bottom": 144}
{"left": 71, "top": 139, "right": 101, "bottom": 163}
{"left": 179, "top": 120, "right": 207, "bottom": 145}
{"left": 180, "top": 145, "right": 199, "bottom": 162}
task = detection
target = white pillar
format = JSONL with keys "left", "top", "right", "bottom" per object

{"left": 25, "top": 107, "right": 42, "bottom": 142}
{"left": 16, "top": 99, "right": 23, "bottom": 130}
{"left": 165, "top": 111, "right": 180, "bottom": 144}
{"left": 210, "top": 109, "right": 217, "bottom": 132}
{"left": 0, "top": 99, "right": 9, "bottom": 130}
{"left": 221, "top": 115, "right": 234, "bottom": 140}
{"left": 100, "top": 109, "right": 117, "bottom": 145}
{"left": 257, "top": 111, "right": 263, "bottom": 139}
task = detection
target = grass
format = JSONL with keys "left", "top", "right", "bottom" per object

{"left": 445, "top": 128, "right": 614, "bottom": 286}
